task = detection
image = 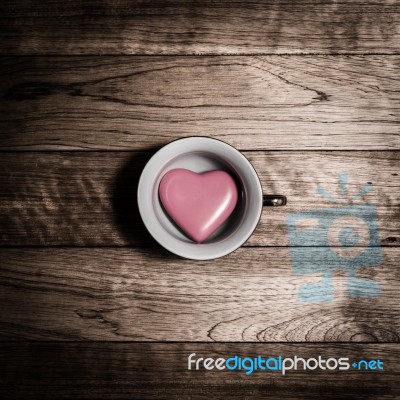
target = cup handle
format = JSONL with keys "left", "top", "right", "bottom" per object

{"left": 263, "top": 195, "right": 287, "bottom": 206}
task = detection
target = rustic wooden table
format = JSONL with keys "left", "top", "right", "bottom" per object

{"left": 0, "top": 1, "right": 399, "bottom": 398}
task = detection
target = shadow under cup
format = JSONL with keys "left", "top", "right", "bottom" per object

{"left": 138, "top": 137, "right": 263, "bottom": 260}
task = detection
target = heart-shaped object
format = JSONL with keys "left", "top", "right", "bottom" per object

{"left": 159, "top": 168, "right": 238, "bottom": 243}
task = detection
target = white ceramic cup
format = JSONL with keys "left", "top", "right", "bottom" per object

{"left": 137, "top": 137, "right": 286, "bottom": 260}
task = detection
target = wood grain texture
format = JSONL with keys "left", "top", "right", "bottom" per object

{"left": 0, "top": 342, "right": 399, "bottom": 399}
{"left": 0, "top": 151, "right": 398, "bottom": 247}
{"left": 0, "top": 247, "right": 398, "bottom": 341}
{"left": 0, "top": 1, "right": 399, "bottom": 55}
{"left": 1, "top": 56, "right": 399, "bottom": 150}
{"left": 1, "top": 2, "right": 399, "bottom": 398}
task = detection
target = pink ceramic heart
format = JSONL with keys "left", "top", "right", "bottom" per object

{"left": 159, "top": 168, "right": 238, "bottom": 243}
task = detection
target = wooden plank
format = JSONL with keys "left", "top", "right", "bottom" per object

{"left": 0, "top": 1, "right": 399, "bottom": 55}
{"left": 0, "top": 343, "right": 399, "bottom": 399}
{"left": 0, "top": 247, "right": 398, "bottom": 341}
{"left": 0, "top": 151, "right": 398, "bottom": 247}
{"left": 1, "top": 56, "right": 399, "bottom": 150}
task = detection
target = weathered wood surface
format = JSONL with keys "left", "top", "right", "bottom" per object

{"left": 0, "top": 151, "right": 398, "bottom": 247}
{"left": 0, "top": 247, "right": 398, "bottom": 341}
{"left": 1, "top": 1, "right": 400, "bottom": 398}
{"left": 0, "top": 1, "right": 399, "bottom": 55}
{"left": 0, "top": 342, "right": 398, "bottom": 399}
{"left": 1, "top": 56, "right": 399, "bottom": 150}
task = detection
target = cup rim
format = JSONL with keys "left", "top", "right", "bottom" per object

{"left": 137, "top": 136, "right": 263, "bottom": 260}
